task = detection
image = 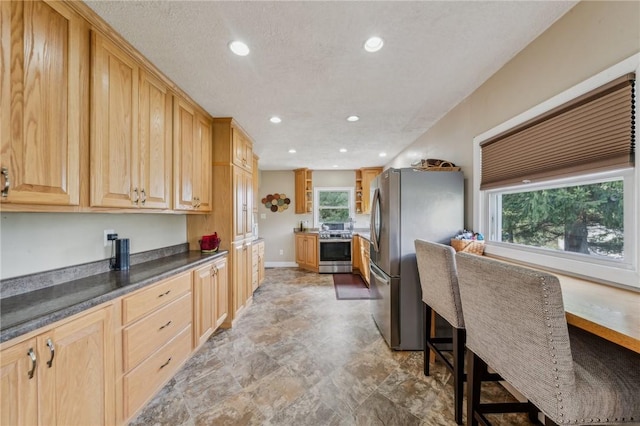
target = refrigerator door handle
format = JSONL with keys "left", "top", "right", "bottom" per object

{"left": 370, "top": 263, "right": 389, "bottom": 286}
{"left": 370, "top": 188, "right": 380, "bottom": 253}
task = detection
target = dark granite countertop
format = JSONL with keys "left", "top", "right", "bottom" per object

{"left": 0, "top": 250, "right": 228, "bottom": 344}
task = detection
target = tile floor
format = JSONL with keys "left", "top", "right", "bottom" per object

{"left": 130, "top": 268, "right": 536, "bottom": 426}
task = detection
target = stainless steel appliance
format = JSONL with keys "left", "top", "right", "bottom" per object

{"left": 369, "top": 168, "right": 463, "bottom": 350}
{"left": 318, "top": 223, "right": 353, "bottom": 273}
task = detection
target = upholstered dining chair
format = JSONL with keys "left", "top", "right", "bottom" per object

{"left": 415, "top": 239, "right": 466, "bottom": 424}
{"left": 455, "top": 252, "right": 640, "bottom": 426}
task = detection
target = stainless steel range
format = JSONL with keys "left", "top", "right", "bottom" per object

{"left": 318, "top": 223, "right": 352, "bottom": 273}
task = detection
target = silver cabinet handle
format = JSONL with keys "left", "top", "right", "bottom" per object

{"left": 46, "top": 338, "right": 55, "bottom": 368}
{"left": 27, "top": 348, "right": 37, "bottom": 379}
{"left": 1, "top": 167, "right": 9, "bottom": 198}
{"left": 133, "top": 188, "right": 139, "bottom": 205}
{"left": 158, "top": 320, "right": 172, "bottom": 330}
{"left": 141, "top": 188, "right": 146, "bottom": 206}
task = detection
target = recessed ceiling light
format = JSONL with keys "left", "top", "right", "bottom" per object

{"left": 288, "top": 149, "right": 296, "bottom": 153}
{"left": 228, "top": 41, "right": 250, "bottom": 56}
{"left": 270, "top": 116, "right": 282, "bottom": 124}
{"left": 364, "top": 36, "right": 384, "bottom": 53}
{"left": 339, "top": 148, "right": 347, "bottom": 153}
{"left": 379, "top": 152, "right": 387, "bottom": 157}
{"left": 347, "top": 115, "right": 359, "bottom": 122}
{"left": 332, "top": 165, "right": 338, "bottom": 168}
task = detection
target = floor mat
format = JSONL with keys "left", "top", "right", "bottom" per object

{"left": 333, "top": 273, "right": 372, "bottom": 300}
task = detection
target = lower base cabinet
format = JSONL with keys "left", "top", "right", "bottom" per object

{"left": 0, "top": 254, "right": 230, "bottom": 426}
{"left": 193, "top": 257, "right": 228, "bottom": 348}
{"left": 0, "top": 305, "right": 115, "bottom": 426}
{"left": 295, "top": 233, "right": 318, "bottom": 272}
{"left": 251, "top": 240, "right": 265, "bottom": 293}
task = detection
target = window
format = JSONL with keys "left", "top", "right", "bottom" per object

{"left": 314, "top": 187, "right": 354, "bottom": 225}
{"left": 474, "top": 55, "right": 639, "bottom": 288}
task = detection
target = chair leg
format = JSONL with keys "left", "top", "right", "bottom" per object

{"left": 424, "top": 303, "right": 432, "bottom": 376}
{"left": 453, "top": 327, "right": 466, "bottom": 425}
{"left": 466, "top": 349, "right": 486, "bottom": 426}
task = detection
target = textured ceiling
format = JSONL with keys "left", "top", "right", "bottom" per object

{"left": 85, "top": 1, "right": 576, "bottom": 171}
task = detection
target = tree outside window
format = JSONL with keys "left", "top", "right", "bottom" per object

{"left": 315, "top": 188, "right": 353, "bottom": 224}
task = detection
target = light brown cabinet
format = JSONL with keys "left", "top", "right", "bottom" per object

{"left": 251, "top": 240, "right": 265, "bottom": 293}
{"left": 360, "top": 237, "right": 371, "bottom": 286}
{"left": 294, "top": 168, "right": 313, "bottom": 214}
{"left": 173, "top": 97, "right": 212, "bottom": 212}
{"left": 233, "top": 127, "right": 253, "bottom": 172}
{"left": 295, "top": 233, "right": 318, "bottom": 272}
{"left": 121, "top": 271, "right": 193, "bottom": 422}
{"left": 193, "top": 257, "right": 228, "bottom": 348}
{"left": 0, "top": 305, "right": 115, "bottom": 426}
{"left": 232, "top": 240, "right": 252, "bottom": 318}
{"left": 234, "top": 167, "right": 254, "bottom": 240}
{"left": 0, "top": 0, "right": 83, "bottom": 207}
{"left": 91, "top": 33, "right": 173, "bottom": 210}
{"left": 257, "top": 240, "right": 265, "bottom": 286}
{"left": 355, "top": 167, "right": 383, "bottom": 215}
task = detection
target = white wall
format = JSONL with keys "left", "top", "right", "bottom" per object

{"left": 387, "top": 1, "right": 640, "bottom": 227}
{"left": 0, "top": 213, "right": 186, "bottom": 279}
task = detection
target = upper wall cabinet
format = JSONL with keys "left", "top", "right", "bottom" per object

{"left": 232, "top": 128, "right": 253, "bottom": 172}
{"left": 90, "top": 33, "right": 172, "bottom": 209}
{"left": 356, "top": 167, "right": 383, "bottom": 215}
{"left": 294, "top": 168, "right": 313, "bottom": 214}
{"left": 0, "top": 1, "right": 84, "bottom": 206}
{"left": 173, "top": 96, "right": 212, "bottom": 212}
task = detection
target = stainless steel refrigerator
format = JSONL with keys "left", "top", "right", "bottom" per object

{"left": 369, "top": 168, "right": 463, "bottom": 350}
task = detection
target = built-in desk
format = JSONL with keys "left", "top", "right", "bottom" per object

{"left": 485, "top": 255, "right": 640, "bottom": 353}
{"left": 556, "top": 274, "right": 640, "bottom": 353}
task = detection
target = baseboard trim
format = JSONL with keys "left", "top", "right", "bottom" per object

{"left": 265, "top": 261, "right": 299, "bottom": 268}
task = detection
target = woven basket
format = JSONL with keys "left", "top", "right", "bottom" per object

{"left": 450, "top": 239, "right": 485, "bottom": 255}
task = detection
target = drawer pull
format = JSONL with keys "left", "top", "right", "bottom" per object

{"left": 160, "top": 357, "right": 172, "bottom": 369}
{"left": 1, "top": 167, "right": 9, "bottom": 198}
{"left": 27, "top": 348, "right": 36, "bottom": 379}
{"left": 46, "top": 339, "right": 55, "bottom": 368}
{"left": 158, "top": 320, "right": 172, "bottom": 330}
{"left": 158, "top": 290, "right": 171, "bottom": 298}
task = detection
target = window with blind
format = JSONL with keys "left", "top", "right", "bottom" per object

{"left": 476, "top": 59, "right": 638, "bottom": 288}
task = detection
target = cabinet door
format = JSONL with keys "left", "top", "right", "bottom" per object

{"left": 294, "top": 169, "right": 306, "bottom": 214}
{"left": 232, "top": 167, "right": 246, "bottom": 241}
{"left": 295, "top": 234, "right": 306, "bottom": 265}
{"left": 232, "top": 241, "right": 247, "bottom": 316}
{"left": 173, "top": 97, "right": 196, "bottom": 210}
{"left": 305, "top": 236, "right": 318, "bottom": 268}
{"left": 214, "top": 257, "right": 228, "bottom": 328}
{"left": 244, "top": 171, "right": 253, "bottom": 239}
{"left": 251, "top": 244, "right": 259, "bottom": 293}
{"left": 1, "top": 1, "right": 82, "bottom": 206}
{"left": 193, "top": 264, "right": 214, "bottom": 347}
{"left": 139, "top": 69, "right": 172, "bottom": 209}
{"left": 0, "top": 338, "right": 38, "bottom": 426}
{"left": 194, "top": 113, "right": 212, "bottom": 212}
{"left": 39, "top": 306, "right": 115, "bottom": 426}
{"left": 361, "top": 168, "right": 382, "bottom": 214}
{"left": 91, "top": 31, "right": 139, "bottom": 208}
{"left": 232, "top": 128, "right": 252, "bottom": 171}
{"left": 258, "top": 242, "right": 265, "bottom": 285}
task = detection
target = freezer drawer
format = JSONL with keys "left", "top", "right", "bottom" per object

{"left": 369, "top": 262, "right": 400, "bottom": 348}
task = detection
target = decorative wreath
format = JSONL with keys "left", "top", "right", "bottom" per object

{"left": 262, "top": 193, "right": 291, "bottom": 212}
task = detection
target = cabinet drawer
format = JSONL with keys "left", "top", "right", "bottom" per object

{"left": 123, "top": 325, "right": 192, "bottom": 419}
{"left": 122, "top": 272, "right": 191, "bottom": 324}
{"left": 123, "top": 292, "right": 192, "bottom": 372}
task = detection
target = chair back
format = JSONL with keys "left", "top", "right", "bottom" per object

{"left": 415, "top": 239, "right": 464, "bottom": 328}
{"left": 455, "top": 253, "right": 576, "bottom": 421}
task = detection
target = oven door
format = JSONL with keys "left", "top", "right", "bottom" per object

{"left": 318, "top": 239, "right": 352, "bottom": 273}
